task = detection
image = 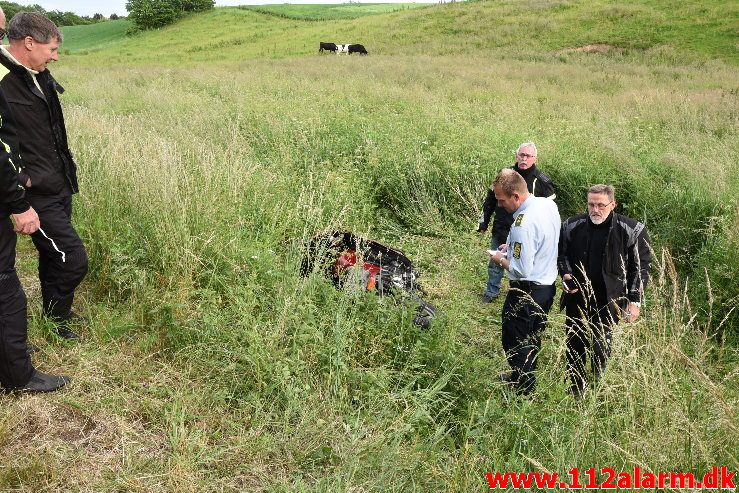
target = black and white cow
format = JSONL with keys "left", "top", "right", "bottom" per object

{"left": 319, "top": 41, "right": 338, "bottom": 53}
{"left": 348, "top": 44, "right": 368, "bottom": 55}
{"left": 336, "top": 44, "right": 349, "bottom": 55}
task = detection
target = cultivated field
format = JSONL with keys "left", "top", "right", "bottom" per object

{"left": 1, "top": 1, "right": 737, "bottom": 491}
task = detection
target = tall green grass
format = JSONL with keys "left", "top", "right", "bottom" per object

{"left": 0, "top": 2, "right": 736, "bottom": 491}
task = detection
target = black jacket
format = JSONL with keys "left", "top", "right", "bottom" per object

{"left": 558, "top": 212, "right": 651, "bottom": 316}
{"left": 0, "top": 87, "right": 28, "bottom": 214}
{"left": 477, "top": 164, "right": 556, "bottom": 238}
{"left": 0, "top": 47, "right": 78, "bottom": 197}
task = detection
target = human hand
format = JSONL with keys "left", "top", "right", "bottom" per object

{"left": 562, "top": 273, "right": 579, "bottom": 294}
{"left": 25, "top": 177, "right": 32, "bottom": 187}
{"left": 487, "top": 249, "right": 504, "bottom": 265}
{"left": 12, "top": 207, "right": 40, "bottom": 234}
{"left": 626, "top": 302, "right": 641, "bottom": 322}
{"left": 498, "top": 244, "right": 508, "bottom": 253}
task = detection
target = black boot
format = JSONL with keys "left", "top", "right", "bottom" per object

{"left": 16, "top": 370, "right": 70, "bottom": 393}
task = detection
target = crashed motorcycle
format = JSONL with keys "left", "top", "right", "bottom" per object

{"left": 300, "top": 231, "right": 437, "bottom": 328}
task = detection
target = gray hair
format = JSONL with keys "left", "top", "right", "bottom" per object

{"left": 588, "top": 184, "right": 616, "bottom": 202}
{"left": 493, "top": 168, "right": 527, "bottom": 196}
{"left": 517, "top": 142, "right": 537, "bottom": 156}
{"left": 8, "top": 12, "right": 63, "bottom": 43}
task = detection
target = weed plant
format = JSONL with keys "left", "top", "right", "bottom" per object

{"left": 0, "top": 2, "right": 737, "bottom": 491}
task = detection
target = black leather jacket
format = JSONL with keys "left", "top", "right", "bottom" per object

{"left": 0, "top": 47, "right": 77, "bottom": 197}
{"left": 558, "top": 212, "right": 652, "bottom": 316}
{"left": 0, "top": 87, "right": 28, "bottom": 214}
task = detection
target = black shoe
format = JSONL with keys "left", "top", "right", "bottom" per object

{"left": 26, "top": 344, "right": 40, "bottom": 355}
{"left": 481, "top": 294, "right": 498, "bottom": 304}
{"left": 18, "top": 370, "right": 70, "bottom": 393}
{"left": 68, "top": 311, "right": 90, "bottom": 326}
{"left": 500, "top": 370, "right": 518, "bottom": 385}
{"left": 55, "top": 324, "right": 80, "bottom": 340}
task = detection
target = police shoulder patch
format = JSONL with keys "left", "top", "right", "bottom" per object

{"left": 514, "top": 214, "right": 525, "bottom": 227}
{"left": 513, "top": 242, "right": 522, "bottom": 259}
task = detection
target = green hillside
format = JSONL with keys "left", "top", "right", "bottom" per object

{"left": 242, "top": 3, "right": 429, "bottom": 20}
{"left": 61, "top": 0, "right": 738, "bottom": 64}
{"left": 1, "top": 1, "right": 737, "bottom": 491}
{"left": 60, "top": 18, "right": 132, "bottom": 53}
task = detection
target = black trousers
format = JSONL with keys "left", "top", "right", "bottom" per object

{"left": 0, "top": 207, "right": 34, "bottom": 388}
{"left": 565, "top": 300, "right": 615, "bottom": 395}
{"left": 501, "top": 282, "right": 556, "bottom": 395}
{"left": 27, "top": 194, "right": 88, "bottom": 320}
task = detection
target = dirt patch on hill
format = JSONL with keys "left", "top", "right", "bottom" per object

{"left": 559, "top": 44, "right": 626, "bottom": 54}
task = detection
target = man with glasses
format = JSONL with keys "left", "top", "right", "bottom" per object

{"left": 477, "top": 142, "right": 556, "bottom": 303}
{"left": 558, "top": 184, "right": 651, "bottom": 397}
{"left": 0, "top": 12, "right": 87, "bottom": 340}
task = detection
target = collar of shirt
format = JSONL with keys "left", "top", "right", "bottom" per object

{"left": 515, "top": 194, "right": 534, "bottom": 216}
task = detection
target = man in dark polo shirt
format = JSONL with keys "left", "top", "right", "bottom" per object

{"left": 558, "top": 184, "right": 651, "bottom": 397}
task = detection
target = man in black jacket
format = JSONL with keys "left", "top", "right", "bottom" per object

{"left": 477, "top": 142, "right": 555, "bottom": 303}
{"left": 0, "top": 12, "right": 87, "bottom": 340}
{"left": 0, "top": 7, "right": 70, "bottom": 392}
{"left": 558, "top": 184, "right": 651, "bottom": 397}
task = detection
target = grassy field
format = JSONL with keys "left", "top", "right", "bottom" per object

{"left": 1, "top": 1, "right": 737, "bottom": 491}
{"left": 60, "top": 18, "right": 132, "bottom": 53}
{"left": 242, "top": 3, "right": 430, "bottom": 20}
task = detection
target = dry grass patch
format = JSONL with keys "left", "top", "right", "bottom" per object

{"left": 559, "top": 43, "right": 627, "bottom": 54}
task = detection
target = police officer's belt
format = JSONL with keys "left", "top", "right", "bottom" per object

{"left": 509, "top": 280, "right": 553, "bottom": 292}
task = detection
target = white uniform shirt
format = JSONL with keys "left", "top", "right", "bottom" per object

{"left": 506, "top": 195, "right": 561, "bottom": 284}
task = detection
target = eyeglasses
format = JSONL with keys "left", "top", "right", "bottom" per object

{"left": 0, "top": 28, "right": 6, "bottom": 41}
{"left": 587, "top": 201, "right": 614, "bottom": 210}
{"left": 517, "top": 152, "right": 535, "bottom": 159}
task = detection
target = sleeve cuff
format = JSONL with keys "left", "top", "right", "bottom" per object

{"left": 9, "top": 199, "right": 30, "bottom": 215}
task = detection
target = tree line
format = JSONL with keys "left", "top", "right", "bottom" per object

{"left": 0, "top": 1, "right": 118, "bottom": 26}
{"left": 0, "top": 0, "right": 215, "bottom": 32}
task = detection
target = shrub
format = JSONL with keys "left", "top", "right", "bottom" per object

{"left": 125, "top": 0, "right": 214, "bottom": 30}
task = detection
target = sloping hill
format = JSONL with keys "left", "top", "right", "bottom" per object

{"left": 63, "top": 0, "right": 737, "bottom": 65}
{"left": 60, "top": 18, "right": 132, "bottom": 53}
{"left": 242, "top": 3, "right": 429, "bottom": 20}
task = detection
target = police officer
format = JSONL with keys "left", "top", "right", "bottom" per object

{"left": 488, "top": 169, "right": 560, "bottom": 395}
{"left": 477, "top": 142, "right": 555, "bottom": 303}
{"left": 0, "top": 6, "right": 70, "bottom": 393}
